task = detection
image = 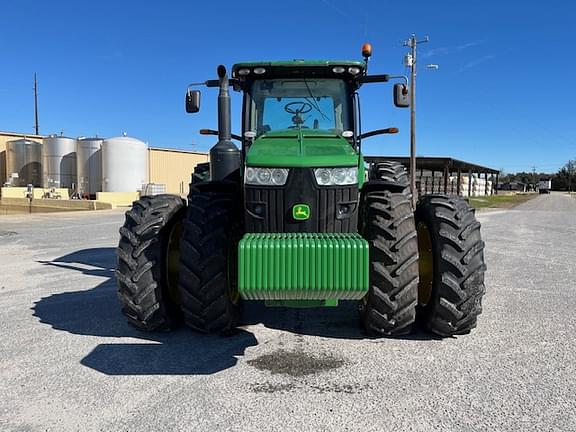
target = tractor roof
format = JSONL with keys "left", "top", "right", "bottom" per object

{"left": 231, "top": 60, "right": 366, "bottom": 81}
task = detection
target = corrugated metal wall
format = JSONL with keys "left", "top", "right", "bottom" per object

{"left": 148, "top": 148, "right": 209, "bottom": 195}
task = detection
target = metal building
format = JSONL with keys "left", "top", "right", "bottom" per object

{"left": 148, "top": 147, "right": 209, "bottom": 195}
{"left": 2, "top": 130, "right": 210, "bottom": 199}
{"left": 364, "top": 156, "right": 500, "bottom": 197}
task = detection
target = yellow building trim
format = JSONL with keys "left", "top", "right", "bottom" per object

{"left": 96, "top": 192, "right": 140, "bottom": 207}
{"left": 1, "top": 187, "right": 70, "bottom": 200}
{"left": 148, "top": 147, "right": 209, "bottom": 195}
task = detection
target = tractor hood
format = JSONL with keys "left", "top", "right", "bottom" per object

{"left": 245, "top": 129, "right": 358, "bottom": 167}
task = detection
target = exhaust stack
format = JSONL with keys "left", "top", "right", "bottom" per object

{"left": 209, "top": 65, "right": 240, "bottom": 181}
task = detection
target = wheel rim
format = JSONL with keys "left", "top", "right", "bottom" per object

{"left": 417, "top": 222, "right": 434, "bottom": 306}
{"left": 165, "top": 220, "right": 182, "bottom": 304}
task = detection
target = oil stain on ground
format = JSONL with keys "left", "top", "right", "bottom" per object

{"left": 247, "top": 349, "right": 345, "bottom": 377}
{"left": 250, "top": 381, "right": 371, "bottom": 394}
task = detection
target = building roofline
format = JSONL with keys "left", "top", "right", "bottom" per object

{"left": 364, "top": 156, "right": 500, "bottom": 174}
{"left": 0, "top": 131, "right": 45, "bottom": 139}
{"left": 149, "top": 146, "right": 208, "bottom": 156}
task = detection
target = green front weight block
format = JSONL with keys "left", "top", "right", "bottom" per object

{"left": 238, "top": 233, "right": 369, "bottom": 302}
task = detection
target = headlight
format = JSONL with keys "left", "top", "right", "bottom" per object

{"left": 245, "top": 167, "right": 289, "bottom": 186}
{"left": 314, "top": 167, "right": 358, "bottom": 186}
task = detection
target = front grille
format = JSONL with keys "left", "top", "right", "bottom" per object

{"left": 245, "top": 187, "right": 285, "bottom": 232}
{"left": 245, "top": 168, "right": 359, "bottom": 233}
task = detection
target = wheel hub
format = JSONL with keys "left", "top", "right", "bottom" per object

{"left": 417, "top": 222, "right": 434, "bottom": 306}
{"left": 165, "top": 220, "right": 182, "bottom": 304}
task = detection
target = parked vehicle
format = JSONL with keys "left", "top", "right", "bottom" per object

{"left": 538, "top": 179, "right": 552, "bottom": 194}
{"left": 116, "top": 45, "right": 486, "bottom": 337}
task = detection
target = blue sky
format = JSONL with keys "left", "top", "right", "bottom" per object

{"left": 1, "top": 0, "right": 574, "bottom": 173}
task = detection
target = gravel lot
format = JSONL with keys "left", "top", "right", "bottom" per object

{"left": 1, "top": 193, "right": 575, "bottom": 431}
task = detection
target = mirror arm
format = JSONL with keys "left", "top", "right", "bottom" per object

{"left": 199, "top": 129, "right": 242, "bottom": 141}
{"left": 358, "top": 75, "right": 408, "bottom": 85}
{"left": 359, "top": 74, "right": 390, "bottom": 84}
{"left": 187, "top": 78, "right": 242, "bottom": 90}
{"left": 359, "top": 128, "right": 399, "bottom": 140}
{"left": 387, "top": 75, "right": 409, "bottom": 86}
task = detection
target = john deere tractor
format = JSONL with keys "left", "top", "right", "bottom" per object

{"left": 116, "top": 45, "right": 486, "bottom": 337}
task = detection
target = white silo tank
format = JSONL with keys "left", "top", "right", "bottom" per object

{"left": 76, "top": 137, "right": 103, "bottom": 195}
{"left": 5, "top": 139, "right": 43, "bottom": 187}
{"left": 102, "top": 136, "right": 148, "bottom": 192}
{"left": 42, "top": 135, "right": 77, "bottom": 189}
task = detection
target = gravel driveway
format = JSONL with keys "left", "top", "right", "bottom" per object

{"left": 1, "top": 193, "right": 575, "bottom": 431}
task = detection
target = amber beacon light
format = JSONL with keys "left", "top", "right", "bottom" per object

{"left": 361, "top": 43, "right": 372, "bottom": 59}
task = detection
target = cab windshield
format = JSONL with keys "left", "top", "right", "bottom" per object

{"left": 248, "top": 79, "right": 351, "bottom": 136}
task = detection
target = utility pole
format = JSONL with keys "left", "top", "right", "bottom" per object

{"left": 532, "top": 165, "right": 537, "bottom": 191}
{"left": 33, "top": 73, "right": 39, "bottom": 135}
{"left": 404, "top": 34, "right": 429, "bottom": 208}
{"left": 568, "top": 160, "right": 574, "bottom": 193}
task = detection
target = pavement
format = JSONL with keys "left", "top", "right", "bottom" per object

{"left": 0, "top": 193, "right": 575, "bottom": 432}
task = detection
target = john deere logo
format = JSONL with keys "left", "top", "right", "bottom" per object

{"left": 293, "top": 204, "right": 310, "bottom": 220}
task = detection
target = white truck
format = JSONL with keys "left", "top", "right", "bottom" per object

{"left": 538, "top": 179, "right": 552, "bottom": 194}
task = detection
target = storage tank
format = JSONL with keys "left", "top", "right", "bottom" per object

{"left": 5, "top": 139, "right": 42, "bottom": 187}
{"left": 76, "top": 137, "right": 103, "bottom": 195}
{"left": 42, "top": 135, "right": 77, "bottom": 189}
{"left": 102, "top": 136, "right": 148, "bottom": 192}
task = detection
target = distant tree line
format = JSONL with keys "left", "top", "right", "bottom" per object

{"left": 500, "top": 159, "right": 575, "bottom": 191}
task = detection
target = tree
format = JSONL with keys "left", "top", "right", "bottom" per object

{"left": 551, "top": 159, "right": 575, "bottom": 191}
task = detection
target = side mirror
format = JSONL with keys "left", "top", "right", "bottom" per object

{"left": 186, "top": 90, "right": 201, "bottom": 113}
{"left": 394, "top": 83, "right": 410, "bottom": 108}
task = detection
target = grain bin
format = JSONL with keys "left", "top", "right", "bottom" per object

{"left": 42, "top": 135, "right": 77, "bottom": 189}
{"left": 5, "top": 139, "right": 42, "bottom": 187}
{"left": 76, "top": 137, "right": 102, "bottom": 195}
{"left": 102, "top": 136, "right": 148, "bottom": 192}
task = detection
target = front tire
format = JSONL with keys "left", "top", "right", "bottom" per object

{"left": 415, "top": 195, "right": 486, "bottom": 336}
{"left": 178, "top": 185, "right": 242, "bottom": 334}
{"left": 116, "top": 194, "right": 186, "bottom": 331}
{"left": 360, "top": 191, "right": 419, "bottom": 336}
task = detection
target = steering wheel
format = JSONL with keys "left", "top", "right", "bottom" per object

{"left": 284, "top": 101, "right": 313, "bottom": 115}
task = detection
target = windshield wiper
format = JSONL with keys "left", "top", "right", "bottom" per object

{"left": 303, "top": 78, "right": 330, "bottom": 121}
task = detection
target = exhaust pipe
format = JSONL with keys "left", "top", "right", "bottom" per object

{"left": 209, "top": 65, "right": 240, "bottom": 181}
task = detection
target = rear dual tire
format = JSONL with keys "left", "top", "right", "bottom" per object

{"left": 415, "top": 195, "right": 486, "bottom": 336}
{"left": 362, "top": 161, "right": 486, "bottom": 337}
{"left": 116, "top": 194, "right": 186, "bottom": 331}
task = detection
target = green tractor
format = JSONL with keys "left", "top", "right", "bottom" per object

{"left": 116, "top": 46, "right": 486, "bottom": 337}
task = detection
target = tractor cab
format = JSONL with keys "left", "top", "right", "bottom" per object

{"left": 232, "top": 61, "right": 363, "bottom": 142}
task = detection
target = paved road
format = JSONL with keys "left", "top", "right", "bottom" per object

{"left": 1, "top": 194, "right": 575, "bottom": 432}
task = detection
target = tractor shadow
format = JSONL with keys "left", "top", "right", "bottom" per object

{"left": 33, "top": 247, "right": 437, "bottom": 376}
{"left": 33, "top": 247, "right": 258, "bottom": 376}
{"left": 242, "top": 302, "right": 438, "bottom": 341}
